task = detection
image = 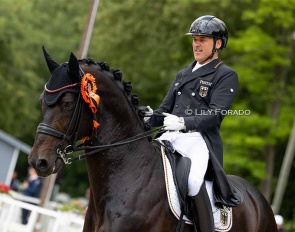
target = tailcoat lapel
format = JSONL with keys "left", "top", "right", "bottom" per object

{"left": 176, "top": 58, "right": 222, "bottom": 91}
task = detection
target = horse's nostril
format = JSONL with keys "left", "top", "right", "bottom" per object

{"left": 37, "top": 159, "right": 48, "bottom": 170}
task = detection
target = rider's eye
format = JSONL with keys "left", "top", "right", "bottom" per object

{"left": 63, "top": 101, "right": 75, "bottom": 111}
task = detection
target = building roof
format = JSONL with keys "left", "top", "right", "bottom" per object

{"left": 0, "top": 129, "right": 31, "bottom": 155}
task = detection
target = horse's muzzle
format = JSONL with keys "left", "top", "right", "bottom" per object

{"left": 28, "top": 150, "right": 64, "bottom": 177}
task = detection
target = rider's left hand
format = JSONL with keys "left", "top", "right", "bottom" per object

{"left": 143, "top": 106, "right": 153, "bottom": 122}
{"left": 162, "top": 113, "right": 186, "bottom": 131}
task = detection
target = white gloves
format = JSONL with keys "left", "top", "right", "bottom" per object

{"left": 163, "top": 113, "right": 186, "bottom": 131}
{"left": 144, "top": 106, "right": 153, "bottom": 122}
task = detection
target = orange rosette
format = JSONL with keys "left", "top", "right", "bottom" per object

{"left": 81, "top": 73, "right": 100, "bottom": 143}
{"left": 81, "top": 73, "right": 100, "bottom": 113}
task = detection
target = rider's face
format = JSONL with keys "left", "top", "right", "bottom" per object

{"left": 192, "top": 35, "right": 221, "bottom": 64}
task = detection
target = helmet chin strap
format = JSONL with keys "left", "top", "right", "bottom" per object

{"left": 200, "top": 37, "right": 218, "bottom": 64}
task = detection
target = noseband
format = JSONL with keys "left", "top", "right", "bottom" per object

{"left": 37, "top": 106, "right": 162, "bottom": 165}
{"left": 37, "top": 92, "right": 85, "bottom": 164}
{"left": 36, "top": 64, "right": 163, "bottom": 165}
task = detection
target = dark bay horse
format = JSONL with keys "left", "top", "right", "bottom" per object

{"left": 28, "top": 48, "right": 277, "bottom": 232}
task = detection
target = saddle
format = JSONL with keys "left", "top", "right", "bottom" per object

{"left": 161, "top": 140, "right": 191, "bottom": 216}
{"left": 154, "top": 139, "right": 243, "bottom": 232}
{"left": 160, "top": 140, "right": 193, "bottom": 231}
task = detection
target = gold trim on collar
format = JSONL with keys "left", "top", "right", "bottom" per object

{"left": 214, "top": 61, "right": 223, "bottom": 69}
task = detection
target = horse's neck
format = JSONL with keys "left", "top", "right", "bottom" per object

{"left": 85, "top": 135, "right": 161, "bottom": 202}
{"left": 87, "top": 122, "right": 155, "bottom": 174}
{"left": 85, "top": 73, "right": 164, "bottom": 207}
{"left": 97, "top": 117, "right": 143, "bottom": 143}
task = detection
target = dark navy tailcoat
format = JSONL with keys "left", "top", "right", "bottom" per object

{"left": 149, "top": 58, "right": 238, "bottom": 166}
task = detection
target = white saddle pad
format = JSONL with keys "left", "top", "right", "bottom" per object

{"left": 161, "top": 145, "right": 233, "bottom": 231}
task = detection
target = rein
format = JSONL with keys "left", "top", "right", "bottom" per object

{"left": 37, "top": 61, "right": 165, "bottom": 165}
{"left": 58, "top": 126, "right": 164, "bottom": 164}
{"left": 37, "top": 120, "right": 163, "bottom": 164}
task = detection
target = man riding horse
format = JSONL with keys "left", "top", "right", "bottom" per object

{"left": 29, "top": 15, "right": 277, "bottom": 231}
{"left": 146, "top": 15, "right": 242, "bottom": 232}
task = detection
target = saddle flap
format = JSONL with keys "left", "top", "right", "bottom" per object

{"left": 162, "top": 140, "right": 191, "bottom": 209}
{"left": 157, "top": 141, "right": 233, "bottom": 231}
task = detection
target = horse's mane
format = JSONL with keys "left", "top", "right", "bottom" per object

{"left": 79, "top": 58, "right": 150, "bottom": 131}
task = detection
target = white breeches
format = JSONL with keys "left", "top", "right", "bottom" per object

{"left": 159, "top": 131, "right": 209, "bottom": 196}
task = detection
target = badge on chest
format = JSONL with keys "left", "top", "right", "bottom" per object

{"left": 199, "top": 80, "right": 213, "bottom": 97}
{"left": 199, "top": 86, "right": 208, "bottom": 97}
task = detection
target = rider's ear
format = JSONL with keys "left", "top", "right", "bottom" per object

{"left": 215, "top": 39, "right": 222, "bottom": 50}
{"left": 42, "top": 46, "right": 59, "bottom": 73}
{"left": 68, "top": 52, "right": 80, "bottom": 82}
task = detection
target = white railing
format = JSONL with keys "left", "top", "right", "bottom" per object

{"left": 0, "top": 194, "right": 84, "bottom": 232}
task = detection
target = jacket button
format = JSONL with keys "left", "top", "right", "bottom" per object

{"left": 191, "top": 92, "right": 196, "bottom": 96}
{"left": 175, "top": 104, "right": 179, "bottom": 108}
{"left": 177, "top": 91, "right": 181, "bottom": 95}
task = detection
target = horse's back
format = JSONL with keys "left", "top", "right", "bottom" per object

{"left": 228, "top": 175, "right": 277, "bottom": 232}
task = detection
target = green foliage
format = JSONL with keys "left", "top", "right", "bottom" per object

{"left": 220, "top": 0, "right": 295, "bottom": 217}
{"left": 1, "top": 0, "right": 295, "bottom": 222}
{"left": 0, "top": 0, "right": 91, "bottom": 195}
{"left": 89, "top": 0, "right": 242, "bottom": 107}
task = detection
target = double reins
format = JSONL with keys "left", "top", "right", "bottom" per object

{"left": 58, "top": 126, "right": 163, "bottom": 164}
{"left": 37, "top": 111, "right": 163, "bottom": 164}
{"left": 37, "top": 63, "right": 164, "bottom": 164}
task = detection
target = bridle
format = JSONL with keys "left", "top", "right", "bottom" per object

{"left": 36, "top": 92, "right": 85, "bottom": 164}
{"left": 37, "top": 120, "right": 162, "bottom": 165}
{"left": 36, "top": 65, "right": 163, "bottom": 165}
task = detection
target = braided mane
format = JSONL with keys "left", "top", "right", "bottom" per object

{"left": 80, "top": 58, "right": 150, "bottom": 131}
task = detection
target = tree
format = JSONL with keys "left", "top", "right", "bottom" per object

{"left": 0, "top": 0, "right": 91, "bottom": 196}
{"left": 1, "top": 2, "right": 295, "bottom": 222}
{"left": 226, "top": 0, "right": 295, "bottom": 201}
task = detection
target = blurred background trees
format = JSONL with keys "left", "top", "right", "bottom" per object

{"left": 0, "top": 0, "right": 294, "bottom": 228}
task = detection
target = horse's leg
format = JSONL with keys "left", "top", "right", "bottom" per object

{"left": 228, "top": 175, "right": 277, "bottom": 232}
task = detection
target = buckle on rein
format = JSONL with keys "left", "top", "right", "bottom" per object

{"left": 57, "top": 145, "right": 74, "bottom": 165}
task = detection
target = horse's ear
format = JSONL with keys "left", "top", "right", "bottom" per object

{"left": 68, "top": 52, "right": 81, "bottom": 81}
{"left": 42, "top": 46, "right": 59, "bottom": 73}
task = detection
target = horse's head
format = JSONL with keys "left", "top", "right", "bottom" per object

{"left": 28, "top": 48, "right": 92, "bottom": 176}
{"left": 29, "top": 48, "right": 146, "bottom": 177}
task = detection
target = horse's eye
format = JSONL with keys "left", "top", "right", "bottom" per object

{"left": 63, "top": 101, "right": 75, "bottom": 111}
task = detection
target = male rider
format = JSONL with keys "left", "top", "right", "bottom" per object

{"left": 147, "top": 15, "right": 238, "bottom": 232}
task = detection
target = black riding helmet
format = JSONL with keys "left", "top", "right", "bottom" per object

{"left": 186, "top": 15, "right": 228, "bottom": 50}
